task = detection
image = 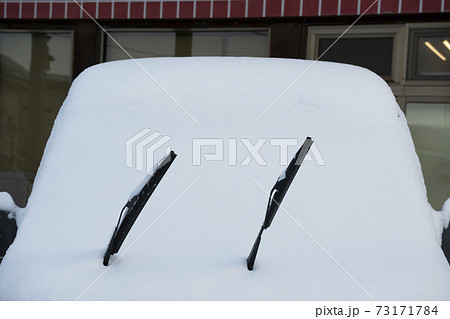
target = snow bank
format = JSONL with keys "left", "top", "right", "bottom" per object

{"left": 0, "top": 58, "right": 449, "bottom": 300}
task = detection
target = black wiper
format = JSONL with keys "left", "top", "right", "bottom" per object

{"left": 103, "top": 150, "right": 177, "bottom": 266}
{"left": 247, "top": 137, "right": 313, "bottom": 271}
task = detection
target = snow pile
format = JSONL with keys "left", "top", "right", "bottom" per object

{"left": 430, "top": 198, "right": 450, "bottom": 245}
{"left": 0, "top": 192, "right": 16, "bottom": 213}
{"left": 0, "top": 58, "right": 449, "bottom": 300}
{"left": 443, "top": 198, "right": 450, "bottom": 227}
{"left": 0, "top": 192, "right": 24, "bottom": 227}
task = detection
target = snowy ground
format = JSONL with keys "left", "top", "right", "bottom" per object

{"left": 0, "top": 57, "right": 449, "bottom": 300}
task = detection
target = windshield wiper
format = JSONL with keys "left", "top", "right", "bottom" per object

{"left": 247, "top": 137, "right": 313, "bottom": 270}
{"left": 103, "top": 150, "right": 177, "bottom": 266}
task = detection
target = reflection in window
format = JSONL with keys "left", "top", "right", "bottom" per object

{"left": 105, "top": 32, "right": 176, "bottom": 61}
{"left": 406, "top": 102, "right": 450, "bottom": 211}
{"left": 416, "top": 37, "right": 450, "bottom": 76}
{"left": 318, "top": 37, "right": 393, "bottom": 78}
{"left": 191, "top": 31, "right": 269, "bottom": 57}
{"left": 408, "top": 28, "right": 450, "bottom": 80}
{"left": 105, "top": 30, "right": 269, "bottom": 62}
{"left": 0, "top": 32, "right": 73, "bottom": 206}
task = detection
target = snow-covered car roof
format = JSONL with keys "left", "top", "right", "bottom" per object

{"left": 1, "top": 57, "right": 449, "bottom": 300}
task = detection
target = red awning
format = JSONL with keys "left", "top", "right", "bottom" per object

{"left": 0, "top": 0, "right": 448, "bottom": 20}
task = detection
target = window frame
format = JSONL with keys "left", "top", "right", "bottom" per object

{"left": 406, "top": 22, "right": 450, "bottom": 82}
{"left": 307, "top": 24, "right": 407, "bottom": 83}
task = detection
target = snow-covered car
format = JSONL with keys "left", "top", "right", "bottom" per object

{"left": 0, "top": 58, "right": 449, "bottom": 300}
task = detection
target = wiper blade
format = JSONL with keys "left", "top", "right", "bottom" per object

{"left": 247, "top": 137, "right": 313, "bottom": 271}
{"left": 103, "top": 150, "right": 177, "bottom": 266}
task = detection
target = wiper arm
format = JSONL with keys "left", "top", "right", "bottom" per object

{"left": 103, "top": 150, "right": 177, "bottom": 266}
{"left": 247, "top": 137, "right": 313, "bottom": 270}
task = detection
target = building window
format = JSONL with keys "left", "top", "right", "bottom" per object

{"left": 0, "top": 31, "right": 73, "bottom": 206}
{"left": 307, "top": 25, "right": 405, "bottom": 82}
{"left": 190, "top": 31, "right": 269, "bottom": 57}
{"left": 105, "top": 31, "right": 176, "bottom": 61}
{"left": 104, "top": 29, "right": 270, "bottom": 62}
{"left": 407, "top": 28, "right": 450, "bottom": 80}
{"left": 317, "top": 37, "right": 393, "bottom": 77}
{"left": 406, "top": 102, "right": 450, "bottom": 211}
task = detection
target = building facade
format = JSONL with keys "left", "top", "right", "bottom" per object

{"left": 1, "top": 0, "right": 449, "bottom": 258}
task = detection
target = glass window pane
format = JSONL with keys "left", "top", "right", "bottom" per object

{"left": 0, "top": 32, "right": 73, "bottom": 206}
{"left": 416, "top": 36, "right": 450, "bottom": 76}
{"left": 406, "top": 102, "right": 450, "bottom": 210}
{"left": 105, "top": 30, "right": 269, "bottom": 61}
{"left": 105, "top": 32, "right": 176, "bottom": 61}
{"left": 318, "top": 37, "right": 393, "bottom": 77}
{"left": 408, "top": 28, "right": 450, "bottom": 80}
{"left": 191, "top": 31, "right": 269, "bottom": 57}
